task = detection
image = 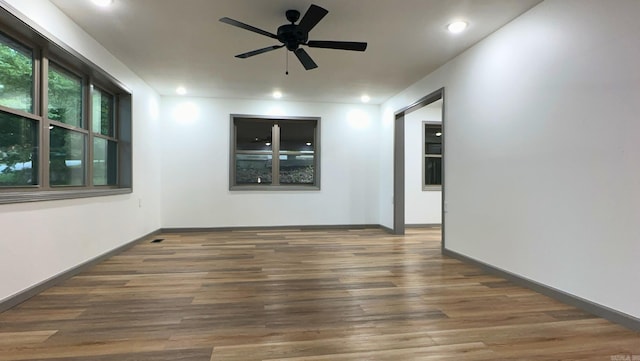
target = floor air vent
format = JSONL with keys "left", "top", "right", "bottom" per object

{"left": 151, "top": 239, "right": 164, "bottom": 243}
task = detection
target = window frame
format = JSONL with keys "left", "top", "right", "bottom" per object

{"left": 0, "top": 7, "right": 132, "bottom": 204}
{"left": 422, "top": 121, "right": 442, "bottom": 191}
{"left": 229, "top": 114, "right": 321, "bottom": 191}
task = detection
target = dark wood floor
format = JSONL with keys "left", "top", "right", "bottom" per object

{"left": 0, "top": 228, "right": 638, "bottom": 360}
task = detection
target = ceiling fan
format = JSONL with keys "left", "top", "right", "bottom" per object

{"left": 219, "top": 4, "right": 367, "bottom": 71}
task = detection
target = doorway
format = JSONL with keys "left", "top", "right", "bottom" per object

{"left": 393, "top": 88, "right": 445, "bottom": 245}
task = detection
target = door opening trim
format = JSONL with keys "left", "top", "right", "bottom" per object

{"left": 393, "top": 88, "right": 445, "bottom": 248}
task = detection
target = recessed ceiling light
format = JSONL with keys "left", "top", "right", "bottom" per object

{"left": 306, "top": 142, "right": 312, "bottom": 146}
{"left": 265, "top": 142, "right": 272, "bottom": 146}
{"left": 360, "top": 95, "right": 370, "bottom": 103}
{"left": 176, "top": 86, "right": 187, "bottom": 95}
{"left": 91, "top": 0, "right": 113, "bottom": 7}
{"left": 447, "top": 21, "right": 468, "bottom": 34}
{"left": 273, "top": 91, "right": 283, "bottom": 99}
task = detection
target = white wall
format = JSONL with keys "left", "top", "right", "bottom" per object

{"left": 160, "top": 97, "right": 380, "bottom": 228}
{"left": 405, "top": 103, "right": 442, "bottom": 225}
{"left": 383, "top": 0, "right": 640, "bottom": 318}
{"left": 0, "top": 1, "right": 161, "bottom": 302}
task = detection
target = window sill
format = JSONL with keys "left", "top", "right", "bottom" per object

{"left": 422, "top": 185, "right": 442, "bottom": 192}
{"left": 0, "top": 188, "right": 132, "bottom": 205}
{"left": 230, "top": 185, "right": 320, "bottom": 191}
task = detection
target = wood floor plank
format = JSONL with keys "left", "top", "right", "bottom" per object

{"left": 0, "top": 227, "right": 639, "bottom": 361}
{"left": 250, "top": 342, "right": 493, "bottom": 361}
{"left": 210, "top": 331, "right": 439, "bottom": 361}
{"left": 0, "top": 331, "right": 58, "bottom": 347}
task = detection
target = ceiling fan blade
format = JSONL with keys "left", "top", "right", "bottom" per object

{"left": 297, "top": 4, "right": 328, "bottom": 33}
{"left": 219, "top": 17, "right": 277, "bottom": 39}
{"left": 294, "top": 48, "right": 318, "bottom": 70}
{"left": 235, "top": 45, "right": 284, "bottom": 58}
{"left": 307, "top": 41, "right": 367, "bottom": 52}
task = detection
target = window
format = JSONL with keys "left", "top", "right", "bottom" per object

{"left": 47, "top": 63, "right": 86, "bottom": 187}
{"left": 0, "top": 12, "right": 131, "bottom": 204}
{"left": 231, "top": 115, "right": 319, "bottom": 189}
{"left": 423, "top": 122, "right": 442, "bottom": 189}
{"left": 49, "top": 125, "right": 85, "bottom": 186}
{"left": 48, "top": 64, "right": 83, "bottom": 127}
{"left": 91, "top": 86, "right": 117, "bottom": 186}
{"left": 0, "top": 32, "right": 33, "bottom": 113}
{"left": 0, "top": 112, "right": 38, "bottom": 187}
{"left": 0, "top": 31, "right": 37, "bottom": 188}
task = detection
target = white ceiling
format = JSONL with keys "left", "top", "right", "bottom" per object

{"left": 49, "top": 0, "right": 542, "bottom": 104}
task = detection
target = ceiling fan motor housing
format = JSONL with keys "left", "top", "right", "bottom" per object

{"left": 277, "top": 23, "right": 308, "bottom": 51}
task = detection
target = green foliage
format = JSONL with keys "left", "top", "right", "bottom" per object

{"left": 48, "top": 67, "right": 82, "bottom": 126}
{"left": 0, "top": 38, "right": 33, "bottom": 112}
{"left": 0, "top": 42, "right": 31, "bottom": 89}
{"left": 93, "top": 89, "right": 114, "bottom": 135}
{"left": 0, "top": 113, "right": 37, "bottom": 186}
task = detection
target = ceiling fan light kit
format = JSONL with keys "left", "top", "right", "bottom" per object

{"left": 219, "top": 4, "right": 367, "bottom": 71}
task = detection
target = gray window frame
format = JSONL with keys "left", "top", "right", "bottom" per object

{"left": 229, "top": 114, "right": 321, "bottom": 191}
{"left": 422, "top": 121, "right": 442, "bottom": 191}
{"left": 0, "top": 6, "right": 132, "bottom": 204}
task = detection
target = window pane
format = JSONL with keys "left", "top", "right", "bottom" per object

{"left": 424, "top": 124, "right": 442, "bottom": 155}
{"left": 279, "top": 154, "right": 314, "bottom": 184}
{"left": 426, "top": 143, "right": 441, "bottom": 154}
{"left": 93, "top": 137, "right": 117, "bottom": 186}
{"left": 48, "top": 65, "right": 82, "bottom": 127}
{"left": 279, "top": 120, "right": 315, "bottom": 185}
{"left": 0, "top": 32, "right": 33, "bottom": 113}
{"left": 50, "top": 126, "right": 85, "bottom": 186}
{"left": 0, "top": 112, "right": 38, "bottom": 186}
{"left": 236, "top": 120, "right": 272, "bottom": 151}
{"left": 425, "top": 157, "right": 442, "bottom": 186}
{"left": 279, "top": 120, "right": 315, "bottom": 152}
{"left": 92, "top": 87, "right": 114, "bottom": 136}
{"left": 235, "top": 153, "right": 272, "bottom": 185}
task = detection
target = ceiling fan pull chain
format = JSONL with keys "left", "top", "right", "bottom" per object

{"left": 286, "top": 50, "right": 289, "bottom": 75}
